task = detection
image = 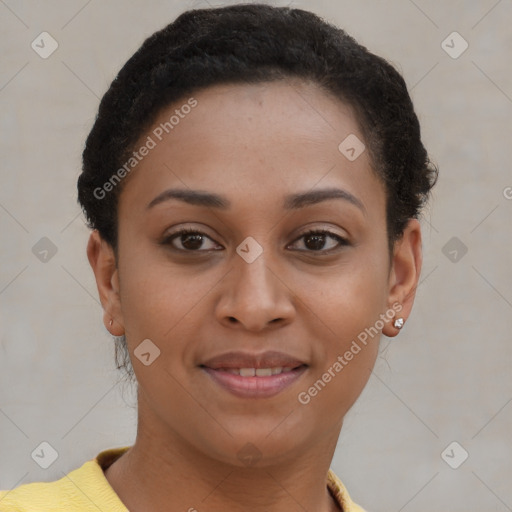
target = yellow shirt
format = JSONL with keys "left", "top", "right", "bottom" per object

{"left": 0, "top": 446, "right": 367, "bottom": 511}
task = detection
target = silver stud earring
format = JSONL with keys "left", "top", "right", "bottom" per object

{"left": 109, "top": 319, "right": 113, "bottom": 327}
{"left": 394, "top": 317, "right": 404, "bottom": 329}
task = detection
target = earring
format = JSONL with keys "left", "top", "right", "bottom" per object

{"left": 394, "top": 317, "right": 404, "bottom": 329}
{"left": 109, "top": 319, "right": 113, "bottom": 327}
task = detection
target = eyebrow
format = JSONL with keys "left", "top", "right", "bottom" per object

{"left": 146, "top": 187, "right": 366, "bottom": 213}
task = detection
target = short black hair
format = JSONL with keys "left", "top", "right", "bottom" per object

{"left": 77, "top": 3, "right": 438, "bottom": 382}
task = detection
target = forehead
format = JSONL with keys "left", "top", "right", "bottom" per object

{"left": 118, "top": 80, "right": 384, "bottom": 219}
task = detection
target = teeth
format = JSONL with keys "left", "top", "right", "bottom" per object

{"left": 240, "top": 368, "right": 256, "bottom": 377}
{"left": 220, "top": 367, "right": 291, "bottom": 377}
{"left": 255, "top": 368, "right": 272, "bottom": 376}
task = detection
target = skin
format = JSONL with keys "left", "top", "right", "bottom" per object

{"left": 87, "top": 80, "right": 422, "bottom": 512}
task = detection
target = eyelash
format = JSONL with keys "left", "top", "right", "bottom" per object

{"left": 162, "top": 227, "right": 349, "bottom": 254}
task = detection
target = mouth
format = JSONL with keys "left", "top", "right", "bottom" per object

{"left": 199, "top": 351, "right": 308, "bottom": 398}
{"left": 206, "top": 366, "right": 303, "bottom": 377}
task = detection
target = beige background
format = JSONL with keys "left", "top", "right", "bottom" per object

{"left": 1, "top": 1, "right": 511, "bottom": 510}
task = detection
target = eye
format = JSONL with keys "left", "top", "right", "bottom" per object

{"left": 162, "top": 227, "right": 349, "bottom": 254}
{"left": 288, "top": 229, "right": 349, "bottom": 253}
{"left": 162, "top": 228, "right": 221, "bottom": 252}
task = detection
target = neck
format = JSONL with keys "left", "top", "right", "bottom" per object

{"left": 104, "top": 397, "right": 343, "bottom": 511}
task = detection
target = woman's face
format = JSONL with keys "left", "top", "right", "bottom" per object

{"left": 92, "top": 80, "right": 420, "bottom": 466}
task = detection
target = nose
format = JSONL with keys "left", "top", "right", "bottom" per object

{"left": 214, "top": 248, "right": 295, "bottom": 332}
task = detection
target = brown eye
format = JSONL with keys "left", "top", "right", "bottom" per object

{"left": 164, "top": 228, "right": 221, "bottom": 252}
{"left": 289, "top": 230, "right": 349, "bottom": 253}
{"left": 162, "top": 228, "right": 349, "bottom": 254}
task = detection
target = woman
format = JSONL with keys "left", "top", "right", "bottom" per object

{"left": 0, "top": 3, "right": 437, "bottom": 511}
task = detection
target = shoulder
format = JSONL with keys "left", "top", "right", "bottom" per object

{"left": 0, "top": 447, "right": 130, "bottom": 512}
{"left": 0, "top": 468, "right": 84, "bottom": 511}
{"left": 327, "top": 469, "right": 368, "bottom": 512}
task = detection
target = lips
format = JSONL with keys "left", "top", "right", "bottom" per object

{"left": 200, "top": 350, "right": 308, "bottom": 399}
{"left": 200, "top": 350, "right": 306, "bottom": 370}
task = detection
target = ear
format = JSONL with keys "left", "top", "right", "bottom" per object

{"left": 382, "top": 219, "right": 423, "bottom": 337}
{"left": 86, "top": 230, "right": 125, "bottom": 336}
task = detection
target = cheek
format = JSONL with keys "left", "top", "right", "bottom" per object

{"left": 117, "top": 253, "right": 223, "bottom": 364}
{"left": 316, "top": 285, "right": 383, "bottom": 370}
{"left": 299, "top": 255, "right": 387, "bottom": 400}
{"left": 304, "top": 251, "right": 389, "bottom": 336}
{"left": 297, "top": 290, "right": 383, "bottom": 421}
